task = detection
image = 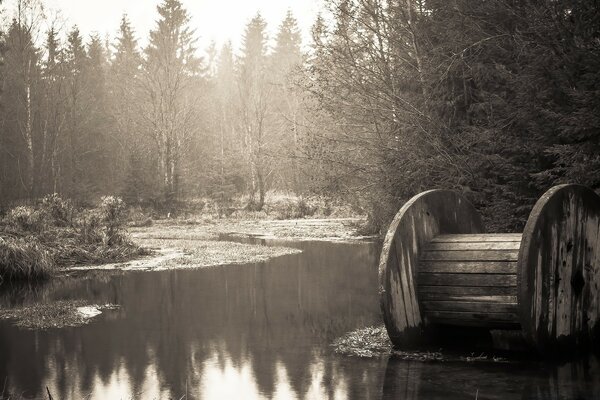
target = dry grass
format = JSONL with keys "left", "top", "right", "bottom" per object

{"left": 0, "top": 300, "right": 90, "bottom": 329}
{"left": 137, "top": 238, "right": 301, "bottom": 269}
{"left": 0, "top": 301, "right": 119, "bottom": 330}
{"left": 332, "top": 325, "right": 507, "bottom": 363}
{"left": 131, "top": 217, "right": 370, "bottom": 243}
{"left": 0, "top": 237, "right": 54, "bottom": 283}
{"left": 0, "top": 195, "right": 149, "bottom": 283}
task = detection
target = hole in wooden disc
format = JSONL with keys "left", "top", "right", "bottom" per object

{"left": 571, "top": 269, "right": 585, "bottom": 295}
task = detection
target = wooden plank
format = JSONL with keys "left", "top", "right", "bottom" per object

{"left": 420, "top": 250, "right": 518, "bottom": 261}
{"left": 421, "top": 301, "right": 518, "bottom": 313}
{"left": 418, "top": 285, "right": 516, "bottom": 296}
{"left": 424, "top": 241, "right": 521, "bottom": 251}
{"left": 428, "top": 317, "right": 520, "bottom": 329}
{"left": 419, "top": 261, "right": 517, "bottom": 274}
{"left": 431, "top": 234, "right": 522, "bottom": 243}
{"left": 417, "top": 273, "right": 517, "bottom": 287}
{"left": 425, "top": 310, "right": 519, "bottom": 323}
{"left": 418, "top": 294, "right": 517, "bottom": 303}
{"left": 378, "top": 189, "right": 484, "bottom": 347}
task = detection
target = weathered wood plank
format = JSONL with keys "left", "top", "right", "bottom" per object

{"left": 429, "top": 317, "right": 520, "bottom": 329}
{"left": 419, "top": 261, "right": 517, "bottom": 274}
{"left": 421, "top": 250, "right": 518, "bottom": 261}
{"left": 518, "top": 184, "right": 600, "bottom": 353}
{"left": 418, "top": 285, "right": 516, "bottom": 296}
{"left": 417, "top": 273, "right": 517, "bottom": 287}
{"left": 431, "top": 234, "right": 522, "bottom": 243}
{"left": 421, "top": 301, "right": 518, "bottom": 313}
{"left": 418, "top": 294, "right": 517, "bottom": 303}
{"left": 426, "top": 310, "right": 519, "bottom": 323}
{"left": 424, "top": 241, "right": 521, "bottom": 251}
{"left": 378, "top": 189, "right": 484, "bottom": 347}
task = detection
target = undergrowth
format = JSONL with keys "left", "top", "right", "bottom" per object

{"left": 0, "top": 194, "right": 147, "bottom": 284}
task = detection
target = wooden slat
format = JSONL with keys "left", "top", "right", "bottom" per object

{"left": 428, "top": 317, "right": 520, "bottom": 329}
{"left": 431, "top": 234, "right": 522, "bottom": 243}
{"left": 417, "top": 273, "right": 517, "bottom": 287}
{"left": 420, "top": 250, "right": 518, "bottom": 261}
{"left": 418, "top": 286, "right": 516, "bottom": 296}
{"left": 419, "top": 261, "right": 517, "bottom": 274}
{"left": 425, "top": 310, "right": 519, "bottom": 323}
{"left": 424, "top": 241, "right": 521, "bottom": 251}
{"left": 418, "top": 294, "right": 517, "bottom": 303}
{"left": 421, "top": 301, "right": 518, "bottom": 313}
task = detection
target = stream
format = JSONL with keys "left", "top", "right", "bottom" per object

{"left": 0, "top": 239, "right": 598, "bottom": 399}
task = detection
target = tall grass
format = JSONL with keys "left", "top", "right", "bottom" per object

{"left": 0, "top": 194, "right": 146, "bottom": 283}
{"left": 0, "top": 237, "right": 54, "bottom": 283}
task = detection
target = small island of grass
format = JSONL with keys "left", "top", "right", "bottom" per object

{"left": 0, "top": 194, "right": 146, "bottom": 284}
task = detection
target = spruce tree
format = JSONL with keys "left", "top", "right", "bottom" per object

{"left": 143, "top": 0, "right": 201, "bottom": 208}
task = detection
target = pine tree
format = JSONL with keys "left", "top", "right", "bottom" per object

{"left": 2, "top": 18, "right": 41, "bottom": 198}
{"left": 63, "top": 26, "right": 88, "bottom": 197}
{"left": 110, "top": 15, "right": 149, "bottom": 202}
{"left": 271, "top": 10, "right": 303, "bottom": 192}
{"left": 39, "top": 26, "right": 67, "bottom": 195}
{"left": 142, "top": 0, "right": 201, "bottom": 208}
{"left": 238, "top": 13, "right": 270, "bottom": 209}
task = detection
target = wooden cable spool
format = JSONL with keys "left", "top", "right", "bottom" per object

{"left": 379, "top": 184, "right": 600, "bottom": 352}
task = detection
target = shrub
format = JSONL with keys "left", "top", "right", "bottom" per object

{"left": 0, "top": 237, "right": 54, "bottom": 283}
{"left": 5, "top": 206, "right": 46, "bottom": 232}
{"left": 297, "top": 198, "right": 316, "bottom": 218}
{"left": 40, "top": 193, "right": 73, "bottom": 226}
{"left": 75, "top": 210, "right": 103, "bottom": 244}
{"left": 98, "top": 196, "right": 128, "bottom": 245}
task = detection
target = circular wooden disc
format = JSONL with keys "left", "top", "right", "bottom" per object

{"left": 379, "top": 190, "right": 484, "bottom": 347}
{"left": 518, "top": 184, "right": 600, "bottom": 352}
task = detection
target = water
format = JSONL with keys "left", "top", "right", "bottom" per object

{"left": 0, "top": 240, "right": 598, "bottom": 399}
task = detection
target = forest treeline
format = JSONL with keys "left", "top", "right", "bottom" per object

{"left": 0, "top": 0, "right": 599, "bottom": 232}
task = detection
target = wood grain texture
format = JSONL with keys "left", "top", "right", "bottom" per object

{"left": 378, "top": 189, "right": 484, "bottom": 347}
{"left": 518, "top": 184, "right": 600, "bottom": 352}
{"left": 417, "top": 273, "right": 517, "bottom": 287}
{"left": 431, "top": 234, "right": 522, "bottom": 243}
{"left": 418, "top": 286, "right": 516, "bottom": 296}
{"left": 425, "top": 241, "right": 521, "bottom": 251}
{"left": 419, "top": 261, "right": 517, "bottom": 274}
{"left": 420, "top": 250, "right": 519, "bottom": 261}
{"left": 426, "top": 310, "right": 519, "bottom": 326}
{"left": 422, "top": 301, "right": 518, "bottom": 313}
{"left": 417, "top": 234, "right": 520, "bottom": 327}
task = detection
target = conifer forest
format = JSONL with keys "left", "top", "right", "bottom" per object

{"left": 0, "top": 0, "right": 596, "bottom": 233}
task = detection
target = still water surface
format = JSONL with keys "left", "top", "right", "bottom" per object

{"left": 0, "top": 240, "right": 598, "bottom": 399}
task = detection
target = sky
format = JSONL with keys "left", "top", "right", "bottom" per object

{"left": 3, "top": 0, "right": 324, "bottom": 54}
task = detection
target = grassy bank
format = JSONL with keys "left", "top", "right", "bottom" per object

{"left": 0, "top": 194, "right": 146, "bottom": 284}
{"left": 127, "top": 191, "right": 365, "bottom": 226}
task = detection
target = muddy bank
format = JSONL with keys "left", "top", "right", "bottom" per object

{"left": 69, "top": 239, "right": 301, "bottom": 272}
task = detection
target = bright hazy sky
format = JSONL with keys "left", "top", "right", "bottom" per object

{"left": 4, "top": 0, "right": 324, "bottom": 53}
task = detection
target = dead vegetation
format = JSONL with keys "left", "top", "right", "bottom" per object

{"left": 0, "top": 194, "right": 147, "bottom": 283}
{"left": 0, "top": 300, "right": 116, "bottom": 329}
{"left": 333, "top": 325, "right": 508, "bottom": 363}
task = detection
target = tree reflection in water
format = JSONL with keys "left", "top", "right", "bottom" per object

{"left": 0, "top": 240, "right": 598, "bottom": 399}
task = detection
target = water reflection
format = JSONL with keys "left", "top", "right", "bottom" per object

{"left": 0, "top": 241, "right": 383, "bottom": 399}
{"left": 0, "top": 240, "right": 598, "bottom": 399}
{"left": 381, "top": 355, "right": 600, "bottom": 399}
